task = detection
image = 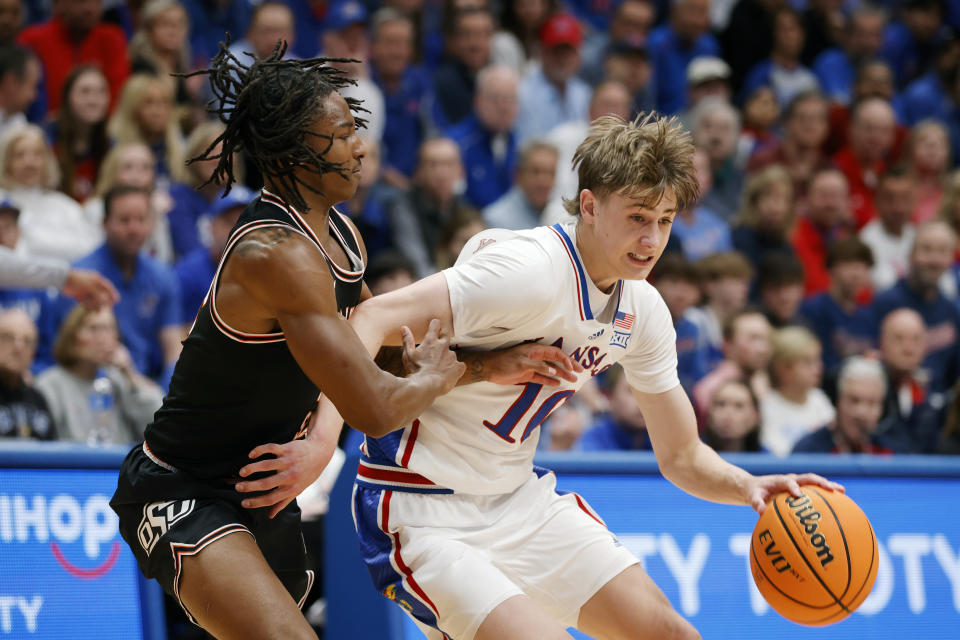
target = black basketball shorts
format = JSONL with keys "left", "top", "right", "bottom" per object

{"left": 110, "top": 443, "right": 312, "bottom": 625}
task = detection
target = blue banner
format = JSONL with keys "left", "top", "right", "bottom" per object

{"left": 0, "top": 467, "right": 149, "bottom": 638}
{"left": 383, "top": 464, "right": 960, "bottom": 639}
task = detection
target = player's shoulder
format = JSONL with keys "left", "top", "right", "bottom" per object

{"left": 454, "top": 225, "right": 560, "bottom": 270}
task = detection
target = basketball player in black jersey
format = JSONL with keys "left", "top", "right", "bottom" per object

{"left": 110, "top": 41, "right": 579, "bottom": 640}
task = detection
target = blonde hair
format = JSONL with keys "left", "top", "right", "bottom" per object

{"left": 108, "top": 74, "right": 187, "bottom": 182}
{"left": 0, "top": 125, "right": 60, "bottom": 190}
{"left": 771, "top": 326, "right": 820, "bottom": 368}
{"left": 95, "top": 141, "right": 154, "bottom": 197}
{"left": 735, "top": 164, "right": 795, "bottom": 232}
{"left": 128, "top": 0, "right": 191, "bottom": 73}
{"left": 563, "top": 113, "right": 699, "bottom": 216}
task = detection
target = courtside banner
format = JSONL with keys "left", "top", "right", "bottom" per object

{"left": 0, "top": 444, "right": 164, "bottom": 639}
{"left": 385, "top": 454, "right": 960, "bottom": 639}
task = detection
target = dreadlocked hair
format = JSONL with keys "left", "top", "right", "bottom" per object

{"left": 181, "top": 38, "right": 368, "bottom": 212}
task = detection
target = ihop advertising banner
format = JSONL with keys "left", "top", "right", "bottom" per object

{"left": 379, "top": 457, "right": 960, "bottom": 640}
{"left": 0, "top": 467, "right": 147, "bottom": 638}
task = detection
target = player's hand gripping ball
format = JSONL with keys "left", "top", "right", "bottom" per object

{"left": 749, "top": 489, "right": 878, "bottom": 625}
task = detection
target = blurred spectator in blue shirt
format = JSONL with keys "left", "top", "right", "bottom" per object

{"left": 871, "top": 220, "right": 960, "bottom": 393}
{"left": 370, "top": 7, "right": 433, "bottom": 184}
{"left": 173, "top": 187, "right": 248, "bottom": 324}
{"left": 731, "top": 165, "right": 797, "bottom": 267}
{"left": 813, "top": 6, "right": 886, "bottom": 105}
{"left": 70, "top": 185, "right": 182, "bottom": 383}
{"left": 576, "top": 365, "right": 653, "bottom": 451}
{"left": 756, "top": 253, "right": 806, "bottom": 329}
{"left": 690, "top": 97, "right": 744, "bottom": 220}
{"left": 648, "top": 0, "right": 720, "bottom": 115}
{"left": 874, "top": 307, "right": 945, "bottom": 453}
{"left": 432, "top": 6, "right": 494, "bottom": 128}
{"left": 881, "top": 0, "right": 952, "bottom": 87}
{"left": 799, "top": 237, "right": 876, "bottom": 373}
{"left": 516, "top": 13, "right": 590, "bottom": 144}
{"left": 167, "top": 121, "right": 228, "bottom": 260}
{"left": 447, "top": 64, "right": 519, "bottom": 209}
{"left": 227, "top": 1, "right": 295, "bottom": 65}
{"left": 483, "top": 140, "right": 557, "bottom": 230}
{"left": 581, "top": 0, "right": 655, "bottom": 86}
{"left": 671, "top": 147, "right": 732, "bottom": 260}
{"left": 742, "top": 8, "right": 820, "bottom": 109}
{"left": 338, "top": 137, "right": 401, "bottom": 263}
{"left": 651, "top": 253, "right": 710, "bottom": 394}
{"left": 792, "top": 356, "right": 893, "bottom": 454}
{"left": 186, "top": 0, "right": 254, "bottom": 63}
{"left": 602, "top": 39, "right": 657, "bottom": 117}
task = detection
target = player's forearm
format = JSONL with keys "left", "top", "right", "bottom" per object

{"left": 659, "top": 440, "right": 755, "bottom": 507}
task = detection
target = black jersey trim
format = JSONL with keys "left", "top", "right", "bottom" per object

{"left": 208, "top": 219, "right": 309, "bottom": 344}
{"left": 261, "top": 189, "right": 365, "bottom": 283}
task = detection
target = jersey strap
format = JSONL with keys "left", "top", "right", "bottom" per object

{"left": 261, "top": 189, "right": 365, "bottom": 283}
{"left": 549, "top": 224, "right": 593, "bottom": 321}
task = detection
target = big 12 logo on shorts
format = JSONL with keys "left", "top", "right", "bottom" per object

{"left": 137, "top": 500, "right": 195, "bottom": 555}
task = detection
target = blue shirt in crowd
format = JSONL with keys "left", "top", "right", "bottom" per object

{"left": 576, "top": 415, "right": 652, "bottom": 452}
{"left": 798, "top": 293, "right": 875, "bottom": 373}
{"left": 870, "top": 279, "right": 960, "bottom": 392}
{"left": 167, "top": 182, "right": 215, "bottom": 260}
{"left": 647, "top": 25, "right": 721, "bottom": 115}
{"left": 812, "top": 48, "right": 855, "bottom": 105}
{"left": 670, "top": 206, "right": 733, "bottom": 262}
{"left": 446, "top": 114, "right": 517, "bottom": 209}
{"left": 516, "top": 67, "right": 591, "bottom": 144}
{"left": 0, "top": 288, "right": 58, "bottom": 373}
{"left": 676, "top": 316, "right": 710, "bottom": 394}
{"left": 482, "top": 187, "right": 540, "bottom": 230}
{"left": 173, "top": 247, "right": 216, "bottom": 326}
{"left": 374, "top": 66, "right": 434, "bottom": 177}
{"left": 72, "top": 245, "right": 182, "bottom": 380}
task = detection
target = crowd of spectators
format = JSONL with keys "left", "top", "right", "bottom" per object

{"left": 1, "top": 0, "right": 960, "bottom": 460}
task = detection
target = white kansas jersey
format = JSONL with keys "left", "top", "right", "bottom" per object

{"left": 357, "top": 222, "right": 678, "bottom": 496}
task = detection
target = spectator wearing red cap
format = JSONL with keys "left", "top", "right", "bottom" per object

{"left": 18, "top": 0, "right": 129, "bottom": 117}
{"left": 515, "top": 12, "right": 591, "bottom": 144}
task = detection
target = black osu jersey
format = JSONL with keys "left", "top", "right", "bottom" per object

{"left": 144, "top": 189, "right": 365, "bottom": 479}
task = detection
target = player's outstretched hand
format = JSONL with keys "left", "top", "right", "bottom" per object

{"left": 236, "top": 437, "right": 337, "bottom": 519}
{"left": 61, "top": 268, "right": 120, "bottom": 309}
{"left": 478, "top": 343, "right": 584, "bottom": 387}
{"left": 401, "top": 319, "right": 465, "bottom": 394}
{"left": 747, "top": 473, "right": 846, "bottom": 515}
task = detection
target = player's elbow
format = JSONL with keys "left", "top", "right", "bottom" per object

{"left": 341, "top": 401, "right": 405, "bottom": 438}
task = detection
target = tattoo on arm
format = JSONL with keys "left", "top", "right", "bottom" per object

{"left": 457, "top": 351, "right": 487, "bottom": 386}
{"left": 375, "top": 346, "right": 406, "bottom": 377}
{"left": 233, "top": 226, "right": 296, "bottom": 257}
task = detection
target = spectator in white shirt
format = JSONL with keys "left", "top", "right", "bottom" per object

{"left": 859, "top": 167, "right": 917, "bottom": 292}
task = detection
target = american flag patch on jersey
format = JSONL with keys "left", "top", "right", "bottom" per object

{"left": 614, "top": 311, "right": 635, "bottom": 331}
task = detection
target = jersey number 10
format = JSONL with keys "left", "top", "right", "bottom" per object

{"left": 483, "top": 383, "right": 575, "bottom": 444}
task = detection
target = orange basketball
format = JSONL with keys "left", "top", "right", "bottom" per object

{"left": 749, "top": 488, "right": 878, "bottom": 626}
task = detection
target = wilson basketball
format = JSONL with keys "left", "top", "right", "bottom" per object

{"left": 749, "top": 489, "right": 878, "bottom": 626}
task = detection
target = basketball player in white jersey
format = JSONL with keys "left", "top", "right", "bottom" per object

{"left": 239, "top": 113, "right": 843, "bottom": 640}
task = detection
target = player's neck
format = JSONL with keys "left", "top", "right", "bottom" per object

{"left": 574, "top": 222, "right": 618, "bottom": 294}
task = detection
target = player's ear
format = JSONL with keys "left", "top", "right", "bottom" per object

{"left": 580, "top": 189, "right": 597, "bottom": 222}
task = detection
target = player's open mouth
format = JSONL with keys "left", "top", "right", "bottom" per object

{"left": 628, "top": 252, "right": 654, "bottom": 265}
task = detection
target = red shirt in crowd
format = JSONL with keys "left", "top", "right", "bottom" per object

{"left": 831, "top": 146, "right": 886, "bottom": 231}
{"left": 18, "top": 16, "right": 129, "bottom": 115}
